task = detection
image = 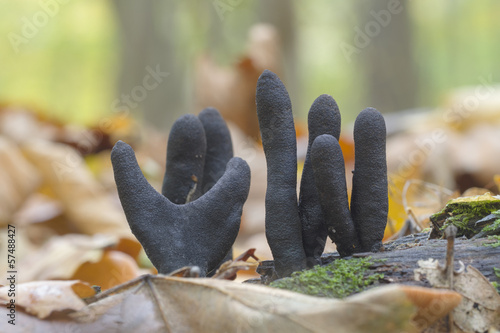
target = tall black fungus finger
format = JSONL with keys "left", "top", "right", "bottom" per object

{"left": 298, "top": 95, "right": 342, "bottom": 266}
{"left": 111, "top": 141, "right": 250, "bottom": 276}
{"left": 198, "top": 107, "right": 233, "bottom": 193}
{"left": 162, "top": 115, "right": 206, "bottom": 204}
{"left": 311, "top": 134, "right": 360, "bottom": 256}
{"left": 256, "top": 69, "right": 307, "bottom": 277}
{"left": 198, "top": 107, "right": 235, "bottom": 272}
{"left": 350, "top": 108, "right": 388, "bottom": 252}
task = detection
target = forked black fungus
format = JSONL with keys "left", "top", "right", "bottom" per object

{"left": 256, "top": 70, "right": 307, "bottom": 277}
{"left": 299, "top": 95, "right": 341, "bottom": 265}
{"left": 350, "top": 108, "right": 388, "bottom": 252}
{"left": 111, "top": 108, "right": 250, "bottom": 276}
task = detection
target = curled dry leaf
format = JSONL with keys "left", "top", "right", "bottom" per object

{"left": 211, "top": 261, "right": 258, "bottom": 280}
{"left": 22, "top": 140, "right": 131, "bottom": 236}
{"left": 212, "top": 248, "right": 260, "bottom": 280}
{"left": 0, "top": 280, "right": 95, "bottom": 319}
{"left": 0, "top": 275, "right": 460, "bottom": 333}
{"left": 415, "top": 259, "right": 500, "bottom": 332}
{"left": 19, "top": 234, "right": 141, "bottom": 290}
{"left": 168, "top": 266, "right": 201, "bottom": 278}
{"left": 71, "top": 250, "right": 141, "bottom": 290}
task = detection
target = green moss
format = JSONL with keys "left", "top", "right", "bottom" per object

{"left": 431, "top": 195, "right": 500, "bottom": 238}
{"left": 451, "top": 202, "right": 500, "bottom": 217}
{"left": 492, "top": 267, "right": 500, "bottom": 293}
{"left": 269, "top": 257, "right": 384, "bottom": 298}
{"left": 443, "top": 213, "right": 476, "bottom": 233}
{"left": 481, "top": 214, "right": 500, "bottom": 232}
{"left": 484, "top": 235, "right": 500, "bottom": 248}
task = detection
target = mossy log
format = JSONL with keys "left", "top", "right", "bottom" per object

{"left": 257, "top": 233, "right": 500, "bottom": 286}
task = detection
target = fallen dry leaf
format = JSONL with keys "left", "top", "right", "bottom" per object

{"left": 0, "top": 275, "right": 460, "bottom": 333}
{"left": 415, "top": 259, "right": 500, "bottom": 332}
{"left": 461, "top": 187, "right": 491, "bottom": 197}
{"left": 0, "top": 137, "right": 40, "bottom": 226}
{"left": 18, "top": 233, "right": 141, "bottom": 289}
{"left": 71, "top": 250, "right": 141, "bottom": 290}
{"left": 0, "top": 280, "right": 95, "bottom": 319}
{"left": 212, "top": 261, "right": 258, "bottom": 280}
{"left": 22, "top": 139, "right": 131, "bottom": 236}
{"left": 195, "top": 24, "right": 281, "bottom": 140}
{"left": 211, "top": 248, "right": 260, "bottom": 280}
{"left": 12, "top": 193, "right": 63, "bottom": 227}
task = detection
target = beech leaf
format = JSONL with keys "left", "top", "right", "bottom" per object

{"left": 0, "top": 275, "right": 461, "bottom": 332}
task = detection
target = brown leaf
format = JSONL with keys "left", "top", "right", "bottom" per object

{"left": 0, "top": 137, "right": 40, "bottom": 225}
{"left": 19, "top": 234, "right": 141, "bottom": 288}
{"left": 211, "top": 261, "right": 258, "bottom": 280}
{"left": 71, "top": 250, "right": 141, "bottom": 290}
{"left": 211, "top": 248, "right": 260, "bottom": 280}
{"left": 415, "top": 259, "right": 500, "bottom": 331}
{"left": 195, "top": 24, "right": 281, "bottom": 140}
{"left": 22, "top": 140, "right": 131, "bottom": 236}
{"left": 0, "top": 280, "right": 95, "bottom": 319}
{"left": 0, "top": 275, "right": 460, "bottom": 332}
{"left": 461, "top": 187, "right": 491, "bottom": 197}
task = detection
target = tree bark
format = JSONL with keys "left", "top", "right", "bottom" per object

{"left": 357, "top": 0, "right": 418, "bottom": 113}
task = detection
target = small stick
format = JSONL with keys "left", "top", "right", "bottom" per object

{"left": 443, "top": 225, "right": 458, "bottom": 333}
{"left": 444, "top": 225, "right": 457, "bottom": 289}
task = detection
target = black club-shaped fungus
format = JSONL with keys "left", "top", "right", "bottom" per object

{"left": 256, "top": 69, "right": 307, "bottom": 277}
{"left": 311, "top": 134, "right": 360, "bottom": 256}
{"left": 299, "top": 94, "right": 342, "bottom": 265}
{"left": 256, "top": 70, "right": 388, "bottom": 277}
{"left": 350, "top": 108, "right": 388, "bottom": 252}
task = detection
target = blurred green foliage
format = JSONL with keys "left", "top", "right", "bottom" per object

{"left": 0, "top": 0, "right": 118, "bottom": 124}
{"left": 1, "top": 0, "right": 500, "bottom": 126}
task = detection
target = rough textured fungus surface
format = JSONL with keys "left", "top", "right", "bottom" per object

{"left": 111, "top": 108, "right": 250, "bottom": 276}
{"left": 311, "top": 134, "right": 359, "bottom": 256}
{"left": 299, "top": 95, "right": 342, "bottom": 264}
{"left": 256, "top": 70, "right": 388, "bottom": 277}
{"left": 256, "top": 70, "right": 307, "bottom": 277}
{"left": 350, "top": 108, "right": 388, "bottom": 252}
{"left": 162, "top": 114, "right": 206, "bottom": 204}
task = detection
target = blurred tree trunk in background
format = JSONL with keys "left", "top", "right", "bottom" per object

{"left": 111, "top": 0, "right": 297, "bottom": 130}
{"left": 257, "top": 0, "right": 299, "bottom": 114}
{"left": 112, "top": 0, "right": 186, "bottom": 129}
{"left": 358, "top": 0, "right": 417, "bottom": 113}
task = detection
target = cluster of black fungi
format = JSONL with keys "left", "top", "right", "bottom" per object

{"left": 111, "top": 70, "right": 388, "bottom": 279}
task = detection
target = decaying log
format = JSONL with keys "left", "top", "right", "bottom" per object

{"left": 257, "top": 233, "right": 500, "bottom": 285}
